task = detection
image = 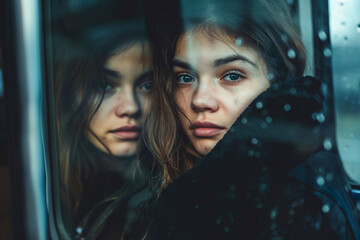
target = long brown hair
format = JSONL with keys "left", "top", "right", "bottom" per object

{"left": 145, "top": 0, "right": 307, "bottom": 190}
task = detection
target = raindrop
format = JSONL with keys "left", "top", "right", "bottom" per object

{"left": 216, "top": 218, "right": 221, "bottom": 225}
{"left": 317, "top": 176, "right": 325, "bottom": 186}
{"left": 312, "top": 113, "right": 318, "bottom": 120}
{"left": 76, "top": 227, "right": 83, "bottom": 235}
{"left": 289, "top": 209, "right": 295, "bottom": 216}
{"left": 241, "top": 118, "right": 248, "bottom": 124}
{"left": 318, "top": 30, "right": 327, "bottom": 41}
{"left": 257, "top": 203, "right": 263, "bottom": 209}
{"left": 268, "top": 72, "right": 275, "bottom": 81}
{"left": 339, "top": 2, "right": 344, "bottom": 6}
{"left": 344, "top": 36, "right": 348, "bottom": 41}
{"left": 194, "top": 204, "right": 199, "bottom": 209}
{"left": 323, "top": 48, "right": 332, "bottom": 57}
{"left": 270, "top": 223, "right": 277, "bottom": 230}
{"left": 357, "top": 202, "right": 360, "bottom": 211}
{"left": 270, "top": 209, "right": 278, "bottom": 220}
{"left": 235, "top": 37, "right": 243, "bottom": 46}
{"left": 290, "top": 88, "right": 297, "bottom": 94}
{"left": 345, "top": 82, "right": 351, "bottom": 88}
{"left": 287, "top": 49, "right": 296, "bottom": 59}
{"left": 357, "top": 24, "right": 360, "bottom": 33}
{"left": 284, "top": 104, "right": 291, "bottom": 111}
{"left": 326, "top": 173, "right": 334, "bottom": 181}
{"left": 261, "top": 122, "right": 267, "bottom": 129}
{"left": 224, "top": 227, "right": 230, "bottom": 233}
{"left": 316, "top": 113, "right": 325, "bottom": 123}
{"left": 265, "top": 116, "right": 272, "bottom": 124}
{"left": 341, "top": 21, "right": 346, "bottom": 25}
{"left": 323, "top": 138, "right": 332, "bottom": 150}
{"left": 251, "top": 138, "right": 258, "bottom": 145}
{"left": 322, "top": 204, "right": 330, "bottom": 213}
{"left": 256, "top": 101, "right": 263, "bottom": 109}
{"left": 248, "top": 150, "right": 255, "bottom": 157}
{"left": 286, "top": 0, "right": 294, "bottom": 5}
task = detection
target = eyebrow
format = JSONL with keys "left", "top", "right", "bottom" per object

{"left": 213, "top": 54, "right": 257, "bottom": 68}
{"left": 172, "top": 54, "right": 258, "bottom": 71}
{"left": 172, "top": 59, "right": 196, "bottom": 72}
{"left": 135, "top": 70, "right": 153, "bottom": 84}
{"left": 103, "top": 67, "right": 122, "bottom": 78}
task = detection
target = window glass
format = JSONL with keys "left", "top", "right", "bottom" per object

{"left": 45, "top": 0, "right": 360, "bottom": 239}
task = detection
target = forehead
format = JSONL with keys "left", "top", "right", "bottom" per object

{"left": 175, "top": 29, "right": 261, "bottom": 65}
{"left": 105, "top": 42, "right": 151, "bottom": 69}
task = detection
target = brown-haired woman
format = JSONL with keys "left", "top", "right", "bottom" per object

{"left": 144, "top": 0, "right": 358, "bottom": 239}
{"left": 54, "top": 29, "right": 155, "bottom": 239}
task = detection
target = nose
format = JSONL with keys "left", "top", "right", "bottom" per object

{"left": 191, "top": 79, "right": 219, "bottom": 112}
{"left": 115, "top": 87, "right": 140, "bottom": 118}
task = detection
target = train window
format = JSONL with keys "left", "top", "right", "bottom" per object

{"left": 329, "top": 0, "right": 360, "bottom": 182}
{"left": 2, "top": 0, "right": 360, "bottom": 239}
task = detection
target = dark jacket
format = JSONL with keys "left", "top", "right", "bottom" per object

{"left": 146, "top": 76, "right": 359, "bottom": 240}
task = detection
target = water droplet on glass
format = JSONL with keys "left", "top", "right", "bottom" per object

{"left": 257, "top": 203, "right": 263, "bottom": 209}
{"left": 256, "top": 101, "right": 263, "bottom": 109}
{"left": 312, "top": 113, "right": 318, "bottom": 120}
{"left": 290, "top": 88, "right": 297, "bottom": 94}
{"left": 326, "top": 173, "right": 333, "bottom": 181}
{"left": 76, "top": 227, "right": 83, "bottom": 235}
{"left": 261, "top": 122, "right": 267, "bottom": 129}
{"left": 316, "top": 113, "right": 325, "bottom": 123}
{"left": 287, "top": 0, "right": 294, "bottom": 5}
{"left": 318, "top": 30, "right": 327, "bottom": 41}
{"left": 317, "top": 176, "right": 325, "bottom": 186}
{"left": 287, "top": 49, "right": 296, "bottom": 59}
{"left": 248, "top": 150, "right": 254, "bottom": 157}
{"left": 344, "top": 36, "right": 348, "bottom": 41}
{"left": 345, "top": 82, "right": 351, "bottom": 88}
{"left": 357, "top": 24, "right": 360, "bottom": 33}
{"left": 216, "top": 218, "right": 221, "bottom": 225}
{"left": 268, "top": 72, "right": 275, "bottom": 82}
{"left": 241, "top": 118, "right": 248, "bottom": 124}
{"left": 270, "top": 209, "right": 278, "bottom": 220}
{"left": 284, "top": 104, "right": 291, "bottom": 111}
{"left": 235, "top": 37, "right": 243, "bottom": 46}
{"left": 251, "top": 138, "right": 258, "bottom": 145}
{"left": 224, "top": 227, "right": 230, "bottom": 233}
{"left": 357, "top": 202, "right": 360, "bottom": 211}
{"left": 289, "top": 209, "right": 295, "bottom": 216}
{"left": 350, "top": 132, "right": 355, "bottom": 138}
{"left": 323, "top": 138, "right": 332, "bottom": 150}
{"left": 341, "top": 21, "right": 346, "bottom": 25}
{"left": 255, "top": 152, "right": 261, "bottom": 158}
{"left": 344, "top": 145, "right": 349, "bottom": 151}
{"left": 322, "top": 204, "right": 330, "bottom": 213}
{"left": 323, "top": 48, "right": 332, "bottom": 57}
{"left": 265, "top": 116, "right": 272, "bottom": 124}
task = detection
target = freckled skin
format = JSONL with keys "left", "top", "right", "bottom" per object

{"left": 88, "top": 43, "right": 152, "bottom": 157}
{"left": 174, "top": 31, "right": 270, "bottom": 156}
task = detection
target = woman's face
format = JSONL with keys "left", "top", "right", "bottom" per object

{"left": 88, "top": 43, "right": 152, "bottom": 157}
{"left": 173, "top": 31, "right": 270, "bottom": 156}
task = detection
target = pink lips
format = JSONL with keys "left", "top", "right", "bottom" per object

{"left": 109, "top": 125, "right": 140, "bottom": 140}
{"left": 190, "top": 121, "right": 225, "bottom": 138}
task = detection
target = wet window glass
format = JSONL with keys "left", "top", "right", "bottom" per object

{"left": 42, "top": 0, "right": 360, "bottom": 239}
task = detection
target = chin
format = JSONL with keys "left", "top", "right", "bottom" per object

{"left": 109, "top": 142, "right": 138, "bottom": 157}
{"left": 194, "top": 141, "right": 217, "bottom": 156}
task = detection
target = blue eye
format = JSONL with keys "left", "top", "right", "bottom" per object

{"left": 177, "top": 74, "right": 195, "bottom": 84}
{"left": 222, "top": 71, "right": 245, "bottom": 82}
{"left": 98, "top": 81, "right": 114, "bottom": 91}
{"left": 138, "top": 81, "right": 152, "bottom": 91}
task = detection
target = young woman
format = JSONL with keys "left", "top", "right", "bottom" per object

{"left": 145, "top": 0, "right": 359, "bottom": 239}
{"left": 54, "top": 30, "right": 155, "bottom": 239}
